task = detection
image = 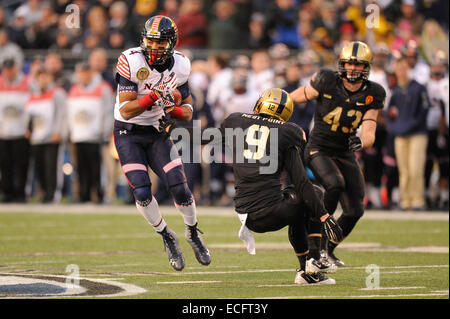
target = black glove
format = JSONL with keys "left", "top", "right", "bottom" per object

{"left": 323, "top": 215, "right": 344, "bottom": 244}
{"left": 158, "top": 115, "right": 176, "bottom": 140}
{"left": 348, "top": 135, "right": 363, "bottom": 152}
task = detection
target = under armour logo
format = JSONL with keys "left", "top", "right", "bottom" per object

{"left": 119, "top": 130, "right": 127, "bottom": 135}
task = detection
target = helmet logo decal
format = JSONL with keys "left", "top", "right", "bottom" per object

{"left": 137, "top": 67, "right": 150, "bottom": 81}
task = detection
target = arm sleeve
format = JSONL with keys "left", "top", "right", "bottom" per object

{"left": 53, "top": 89, "right": 68, "bottom": 140}
{"left": 284, "top": 146, "right": 328, "bottom": 219}
{"left": 177, "top": 81, "right": 191, "bottom": 100}
{"left": 116, "top": 74, "right": 138, "bottom": 93}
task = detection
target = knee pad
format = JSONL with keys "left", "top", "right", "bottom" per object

{"left": 133, "top": 186, "right": 152, "bottom": 206}
{"left": 170, "top": 183, "right": 193, "bottom": 206}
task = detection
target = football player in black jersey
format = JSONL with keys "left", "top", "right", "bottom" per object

{"left": 290, "top": 41, "right": 386, "bottom": 267}
{"left": 220, "top": 88, "right": 343, "bottom": 285}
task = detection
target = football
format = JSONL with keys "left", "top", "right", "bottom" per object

{"left": 172, "top": 88, "right": 182, "bottom": 106}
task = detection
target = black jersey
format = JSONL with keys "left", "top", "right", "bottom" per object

{"left": 221, "top": 112, "right": 307, "bottom": 214}
{"left": 308, "top": 69, "right": 386, "bottom": 152}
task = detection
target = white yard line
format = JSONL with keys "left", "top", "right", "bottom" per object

{"left": 156, "top": 281, "right": 221, "bottom": 285}
{"left": 253, "top": 292, "right": 449, "bottom": 299}
{"left": 359, "top": 286, "right": 425, "bottom": 291}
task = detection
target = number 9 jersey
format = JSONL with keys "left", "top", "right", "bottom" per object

{"left": 308, "top": 69, "right": 386, "bottom": 152}
{"left": 220, "top": 112, "right": 307, "bottom": 214}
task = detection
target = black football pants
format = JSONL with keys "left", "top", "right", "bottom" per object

{"left": 245, "top": 188, "right": 308, "bottom": 255}
{"left": 305, "top": 145, "right": 365, "bottom": 238}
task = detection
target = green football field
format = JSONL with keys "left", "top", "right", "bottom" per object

{"left": 0, "top": 204, "right": 448, "bottom": 299}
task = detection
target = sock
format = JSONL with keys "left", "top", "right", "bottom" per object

{"left": 136, "top": 196, "right": 167, "bottom": 232}
{"left": 328, "top": 240, "right": 338, "bottom": 254}
{"left": 296, "top": 251, "right": 309, "bottom": 271}
{"left": 320, "top": 228, "right": 328, "bottom": 252}
{"left": 307, "top": 234, "right": 321, "bottom": 260}
{"left": 175, "top": 198, "right": 197, "bottom": 226}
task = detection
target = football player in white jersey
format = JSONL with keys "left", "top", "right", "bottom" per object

{"left": 113, "top": 15, "right": 210, "bottom": 271}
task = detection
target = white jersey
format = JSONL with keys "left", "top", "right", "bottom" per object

{"left": 68, "top": 74, "right": 114, "bottom": 143}
{"left": 427, "top": 77, "right": 449, "bottom": 129}
{"left": 0, "top": 73, "right": 30, "bottom": 139}
{"left": 114, "top": 47, "right": 191, "bottom": 128}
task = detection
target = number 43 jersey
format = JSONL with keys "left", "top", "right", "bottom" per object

{"left": 308, "top": 69, "right": 386, "bottom": 152}
{"left": 220, "top": 112, "right": 307, "bottom": 214}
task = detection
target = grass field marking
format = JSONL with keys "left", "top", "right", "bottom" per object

{"left": 0, "top": 272, "right": 147, "bottom": 298}
{"left": 380, "top": 270, "right": 424, "bottom": 274}
{"left": 156, "top": 280, "right": 222, "bottom": 285}
{"left": 359, "top": 286, "right": 426, "bottom": 291}
{"left": 113, "top": 264, "right": 448, "bottom": 277}
{"left": 253, "top": 292, "right": 449, "bottom": 299}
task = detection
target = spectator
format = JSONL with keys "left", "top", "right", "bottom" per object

{"left": 247, "top": 12, "right": 271, "bottom": 50}
{"left": 44, "top": 52, "right": 71, "bottom": 91}
{"left": 50, "top": 30, "right": 73, "bottom": 51}
{"left": 108, "top": 1, "right": 133, "bottom": 46}
{"left": 6, "top": 8, "right": 31, "bottom": 49}
{"left": 159, "top": 0, "right": 180, "bottom": 20}
{"left": 246, "top": 49, "right": 274, "bottom": 97}
{"left": 24, "top": 67, "right": 67, "bottom": 203}
{"left": 424, "top": 55, "right": 449, "bottom": 210}
{"left": 67, "top": 62, "right": 114, "bottom": 203}
{"left": 208, "top": 0, "right": 247, "bottom": 50}
{"left": 268, "top": 43, "right": 291, "bottom": 88}
{"left": 14, "top": 0, "right": 43, "bottom": 28}
{"left": 206, "top": 53, "right": 232, "bottom": 123}
{"left": 420, "top": 19, "right": 449, "bottom": 63}
{"left": 0, "top": 28, "right": 25, "bottom": 69}
{"left": 401, "top": 40, "right": 430, "bottom": 86}
{"left": 88, "top": 48, "right": 115, "bottom": 89}
{"left": 0, "top": 59, "right": 31, "bottom": 203}
{"left": 32, "top": 4, "right": 59, "bottom": 49}
{"left": 391, "top": 20, "right": 419, "bottom": 52}
{"left": 264, "top": 0, "right": 300, "bottom": 48}
{"left": 314, "top": 1, "right": 340, "bottom": 43}
{"left": 297, "top": 49, "right": 320, "bottom": 86}
{"left": 284, "top": 58, "right": 316, "bottom": 136}
{"left": 386, "top": 57, "right": 430, "bottom": 211}
{"left": 397, "top": 0, "right": 424, "bottom": 35}
{"left": 177, "top": 0, "right": 207, "bottom": 49}
{"left": 107, "top": 29, "right": 126, "bottom": 50}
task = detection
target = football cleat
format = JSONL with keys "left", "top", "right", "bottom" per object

{"left": 306, "top": 258, "right": 338, "bottom": 274}
{"left": 185, "top": 223, "right": 211, "bottom": 266}
{"left": 327, "top": 250, "right": 346, "bottom": 268}
{"left": 160, "top": 227, "right": 185, "bottom": 271}
{"left": 295, "top": 270, "right": 336, "bottom": 285}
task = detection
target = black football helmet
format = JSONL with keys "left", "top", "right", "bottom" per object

{"left": 141, "top": 15, "right": 178, "bottom": 65}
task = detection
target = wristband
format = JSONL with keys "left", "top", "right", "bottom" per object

{"left": 181, "top": 103, "right": 193, "bottom": 112}
{"left": 168, "top": 106, "right": 184, "bottom": 119}
{"left": 138, "top": 91, "right": 160, "bottom": 110}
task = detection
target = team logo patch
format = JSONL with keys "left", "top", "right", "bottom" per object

{"left": 365, "top": 95, "right": 374, "bottom": 105}
{"left": 137, "top": 68, "right": 150, "bottom": 81}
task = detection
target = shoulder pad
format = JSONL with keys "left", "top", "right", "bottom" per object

{"left": 310, "top": 69, "right": 338, "bottom": 92}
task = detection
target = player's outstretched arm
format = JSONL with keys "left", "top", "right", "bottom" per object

{"left": 289, "top": 84, "right": 319, "bottom": 104}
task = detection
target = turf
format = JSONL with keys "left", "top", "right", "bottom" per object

{"left": 0, "top": 208, "right": 448, "bottom": 299}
